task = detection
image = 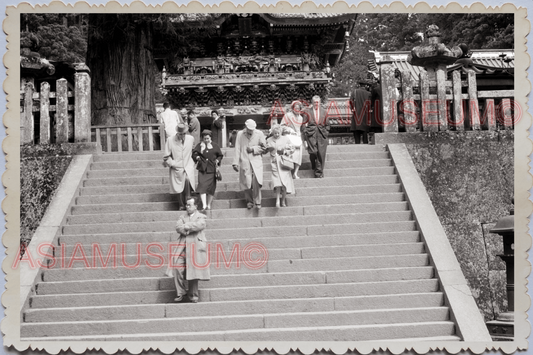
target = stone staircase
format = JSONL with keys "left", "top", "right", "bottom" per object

{"left": 21, "top": 144, "right": 462, "bottom": 341}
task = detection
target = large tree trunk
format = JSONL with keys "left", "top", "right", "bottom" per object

{"left": 87, "top": 14, "right": 157, "bottom": 126}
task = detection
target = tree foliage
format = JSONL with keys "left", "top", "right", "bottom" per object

{"left": 20, "top": 14, "right": 87, "bottom": 63}
{"left": 86, "top": 13, "right": 219, "bottom": 125}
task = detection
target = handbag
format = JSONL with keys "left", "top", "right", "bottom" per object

{"left": 195, "top": 155, "right": 208, "bottom": 173}
{"left": 288, "top": 134, "right": 302, "bottom": 148}
{"left": 215, "top": 169, "right": 222, "bottom": 181}
{"left": 279, "top": 155, "right": 294, "bottom": 170}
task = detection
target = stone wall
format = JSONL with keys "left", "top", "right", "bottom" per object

{"left": 378, "top": 131, "right": 514, "bottom": 322}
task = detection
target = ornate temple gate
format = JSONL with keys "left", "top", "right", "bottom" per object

{"left": 156, "top": 13, "right": 357, "bottom": 147}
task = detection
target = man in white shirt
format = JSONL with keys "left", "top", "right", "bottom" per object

{"left": 160, "top": 103, "right": 181, "bottom": 139}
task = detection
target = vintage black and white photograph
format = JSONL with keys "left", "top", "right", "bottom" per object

{"left": 4, "top": 3, "right": 530, "bottom": 352}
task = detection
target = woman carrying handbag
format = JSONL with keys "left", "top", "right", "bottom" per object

{"left": 281, "top": 100, "right": 305, "bottom": 179}
{"left": 266, "top": 124, "right": 295, "bottom": 208}
{"left": 192, "top": 130, "right": 224, "bottom": 211}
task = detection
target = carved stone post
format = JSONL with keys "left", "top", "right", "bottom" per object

{"left": 22, "top": 81, "right": 34, "bottom": 144}
{"left": 40, "top": 82, "right": 51, "bottom": 144}
{"left": 56, "top": 78, "right": 69, "bottom": 143}
{"left": 379, "top": 60, "right": 398, "bottom": 133}
{"left": 74, "top": 63, "right": 91, "bottom": 143}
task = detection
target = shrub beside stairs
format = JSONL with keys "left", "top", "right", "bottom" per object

{"left": 21, "top": 144, "right": 490, "bottom": 341}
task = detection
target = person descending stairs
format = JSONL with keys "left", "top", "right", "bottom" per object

{"left": 21, "top": 144, "right": 463, "bottom": 341}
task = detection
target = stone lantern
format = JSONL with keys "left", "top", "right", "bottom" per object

{"left": 486, "top": 208, "right": 514, "bottom": 341}
{"left": 409, "top": 25, "right": 463, "bottom": 68}
{"left": 408, "top": 25, "right": 464, "bottom": 132}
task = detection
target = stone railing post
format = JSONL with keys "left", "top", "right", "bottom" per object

{"left": 55, "top": 78, "right": 69, "bottom": 143}
{"left": 452, "top": 70, "right": 465, "bottom": 131}
{"left": 40, "top": 81, "right": 51, "bottom": 144}
{"left": 74, "top": 63, "right": 91, "bottom": 143}
{"left": 379, "top": 60, "right": 399, "bottom": 133}
{"left": 22, "top": 81, "right": 34, "bottom": 144}
{"left": 466, "top": 68, "right": 481, "bottom": 130}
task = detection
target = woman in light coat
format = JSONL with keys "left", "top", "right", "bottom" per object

{"left": 281, "top": 101, "right": 304, "bottom": 179}
{"left": 266, "top": 124, "right": 295, "bottom": 207}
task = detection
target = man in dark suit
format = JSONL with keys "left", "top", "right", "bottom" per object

{"left": 350, "top": 82, "right": 372, "bottom": 144}
{"left": 303, "top": 95, "right": 330, "bottom": 178}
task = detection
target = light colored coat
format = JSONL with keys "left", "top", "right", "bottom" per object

{"left": 232, "top": 129, "right": 266, "bottom": 189}
{"left": 281, "top": 112, "right": 304, "bottom": 166}
{"left": 166, "top": 211, "right": 210, "bottom": 281}
{"left": 266, "top": 135, "right": 295, "bottom": 193}
{"left": 160, "top": 108, "right": 180, "bottom": 138}
{"left": 164, "top": 134, "right": 196, "bottom": 194}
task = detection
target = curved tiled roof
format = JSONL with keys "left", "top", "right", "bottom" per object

{"left": 268, "top": 13, "right": 351, "bottom": 19}
{"left": 369, "top": 49, "right": 514, "bottom": 80}
{"left": 259, "top": 13, "right": 357, "bottom": 26}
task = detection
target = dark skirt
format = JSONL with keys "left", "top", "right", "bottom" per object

{"left": 196, "top": 171, "right": 217, "bottom": 196}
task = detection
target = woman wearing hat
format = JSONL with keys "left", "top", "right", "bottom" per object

{"left": 192, "top": 129, "right": 224, "bottom": 211}
{"left": 266, "top": 124, "right": 295, "bottom": 207}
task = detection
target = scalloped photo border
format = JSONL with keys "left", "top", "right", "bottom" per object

{"left": 2, "top": 1, "right": 531, "bottom": 354}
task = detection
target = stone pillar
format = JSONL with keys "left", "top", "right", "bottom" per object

{"left": 379, "top": 61, "right": 398, "bottom": 133}
{"left": 56, "top": 78, "right": 69, "bottom": 143}
{"left": 74, "top": 63, "right": 91, "bottom": 143}
{"left": 419, "top": 71, "right": 437, "bottom": 132}
{"left": 436, "top": 64, "right": 448, "bottom": 131}
{"left": 466, "top": 69, "right": 481, "bottom": 130}
{"left": 400, "top": 70, "right": 416, "bottom": 132}
{"left": 40, "top": 81, "right": 51, "bottom": 144}
{"left": 22, "top": 81, "right": 34, "bottom": 144}
{"left": 221, "top": 116, "right": 227, "bottom": 148}
{"left": 451, "top": 70, "right": 465, "bottom": 131}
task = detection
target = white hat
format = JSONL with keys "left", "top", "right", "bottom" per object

{"left": 245, "top": 119, "right": 257, "bottom": 130}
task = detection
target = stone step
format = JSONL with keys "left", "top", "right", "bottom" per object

{"left": 56, "top": 242, "right": 426, "bottom": 266}
{"left": 89, "top": 153, "right": 392, "bottom": 171}
{"left": 24, "top": 292, "right": 444, "bottom": 322}
{"left": 30, "top": 278, "right": 437, "bottom": 308}
{"left": 20, "top": 321, "right": 456, "bottom": 341}
{"left": 84, "top": 174, "right": 399, "bottom": 190}
{"left": 57, "top": 231, "right": 421, "bottom": 252}
{"left": 80, "top": 174, "right": 399, "bottom": 194}
{"left": 75, "top": 190, "right": 405, "bottom": 206}
{"left": 90, "top": 145, "right": 388, "bottom": 162}
{"left": 41, "top": 254, "right": 429, "bottom": 281}
{"left": 75, "top": 181, "right": 402, "bottom": 204}
{"left": 71, "top": 194, "right": 407, "bottom": 214}
{"left": 36, "top": 266, "right": 434, "bottom": 296}
{"left": 62, "top": 213, "right": 415, "bottom": 235}
{"left": 20, "top": 307, "right": 449, "bottom": 338}
{"left": 86, "top": 165, "right": 396, "bottom": 179}
{"left": 71, "top": 198, "right": 407, "bottom": 216}
{"left": 66, "top": 206, "right": 410, "bottom": 226}
{"left": 67, "top": 201, "right": 410, "bottom": 225}
{"left": 59, "top": 220, "right": 416, "bottom": 244}
{"left": 216, "top": 193, "right": 406, "bottom": 209}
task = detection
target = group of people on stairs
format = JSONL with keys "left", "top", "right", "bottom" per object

{"left": 163, "top": 95, "right": 331, "bottom": 303}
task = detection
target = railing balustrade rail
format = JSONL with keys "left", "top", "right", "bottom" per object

{"left": 20, "top": 65, "right": 91, "bottom": 145}
{"left": 91, "top": 123, "right": 166, "bottom": 153}
{"left": 378, "top": 63, "right": 515, "bottom": 132}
